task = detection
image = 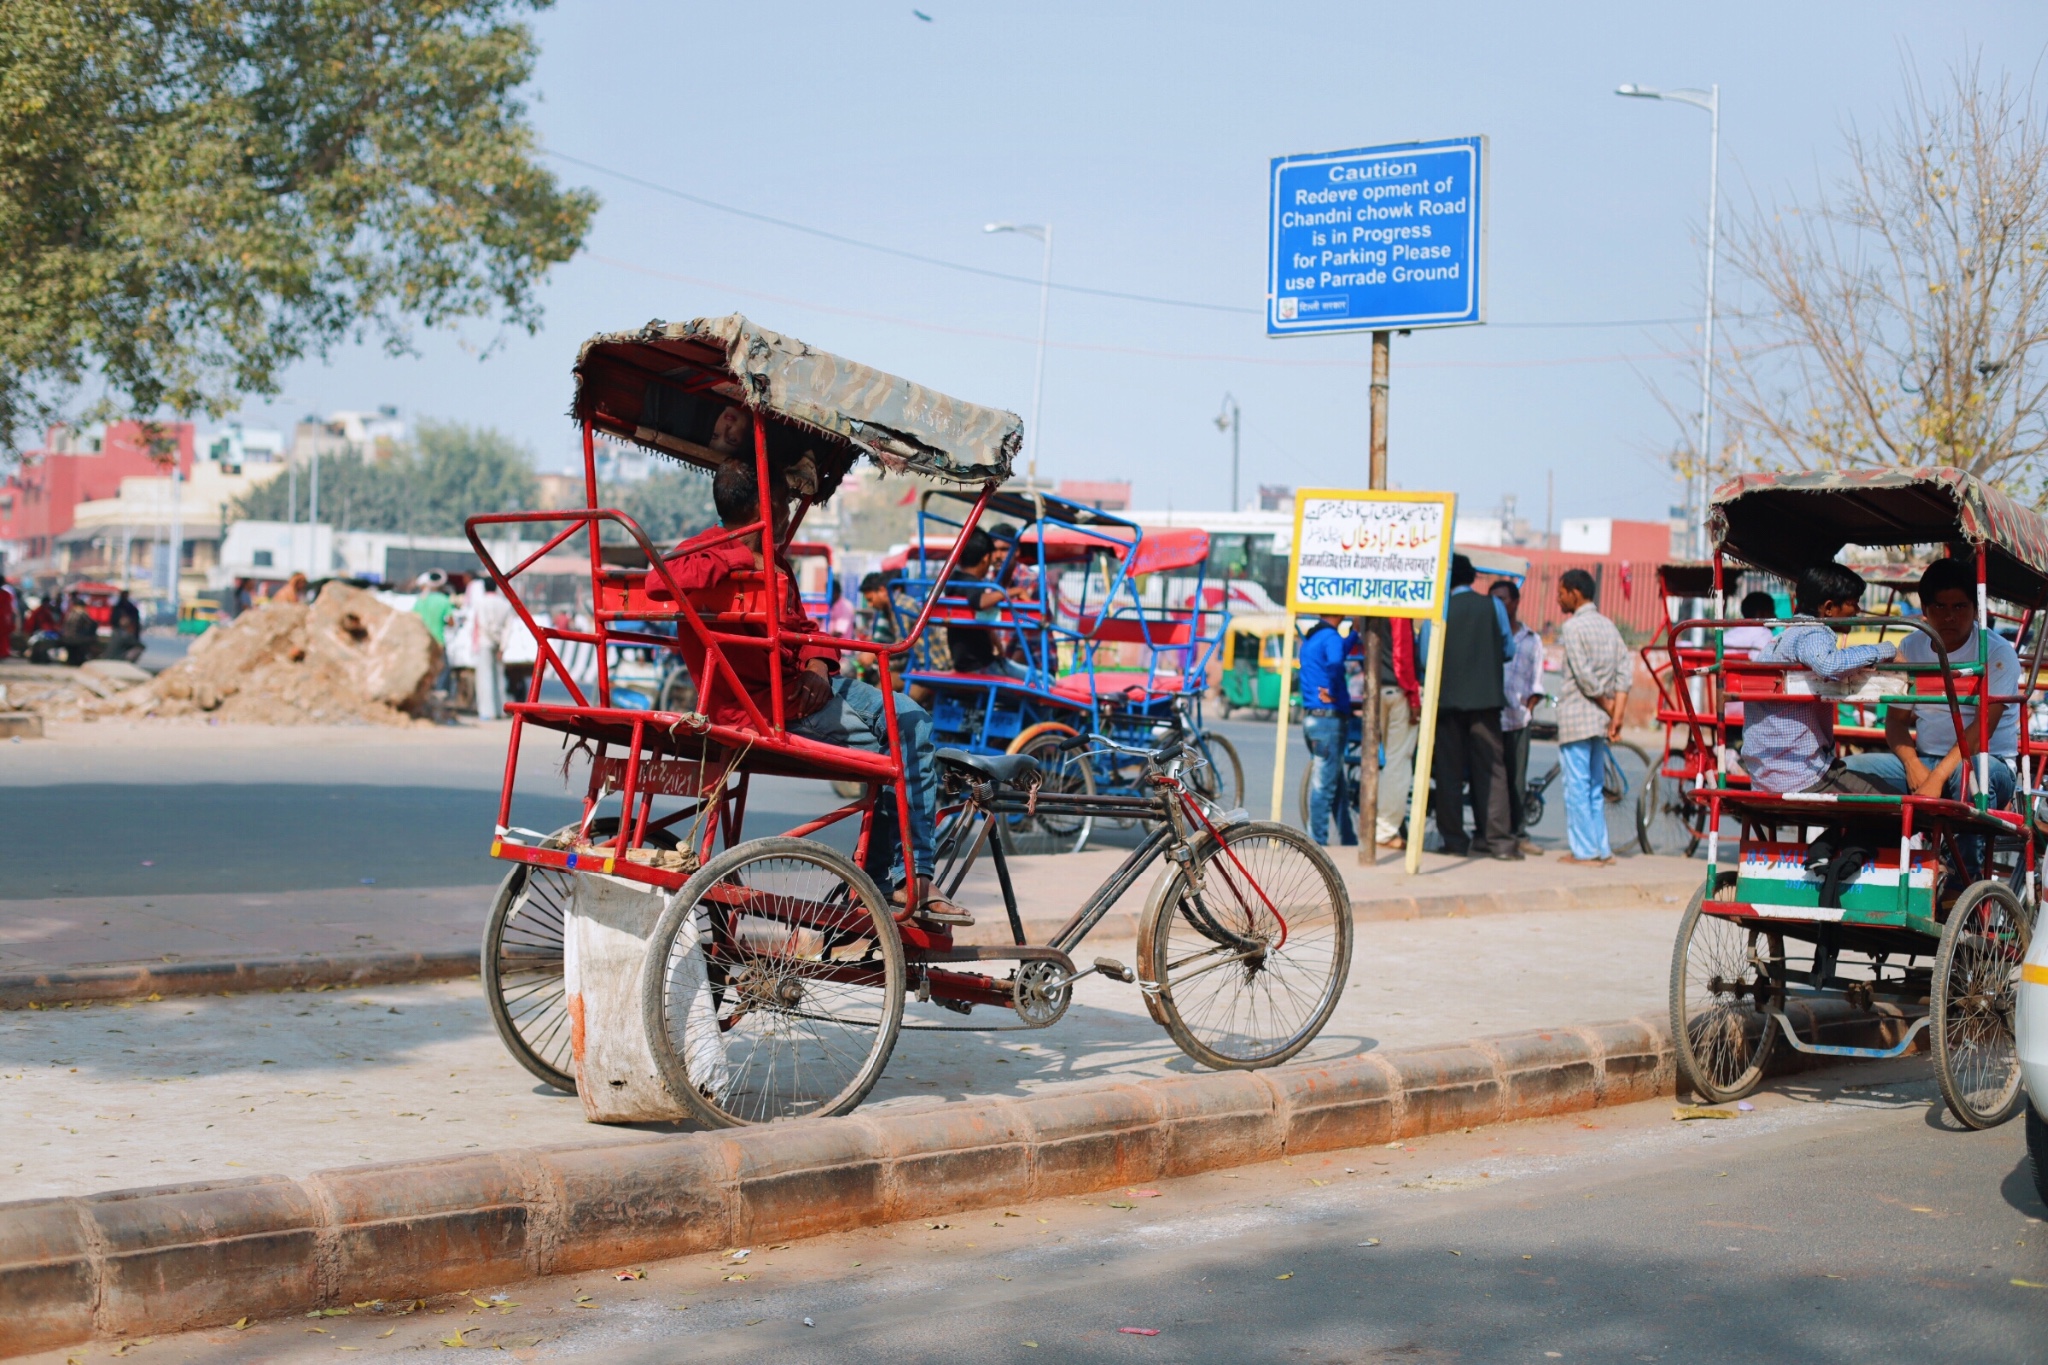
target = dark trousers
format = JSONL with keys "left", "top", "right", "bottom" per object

{"left": 1503, "top": 724, "right": 1531, "bottom": 837}
{"left": 1433, "top": 707, "right": 1513, "bottom": 856}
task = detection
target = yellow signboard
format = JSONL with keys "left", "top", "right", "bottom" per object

{"left": 1272, "top": 488, "right": 1458, "bottom": 874}
{"left": 1287, "top": 489, "right": 1457, "bottom": 617}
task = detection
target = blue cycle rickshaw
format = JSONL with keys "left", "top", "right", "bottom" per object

{"left": 885, "top": 488, "right": 1241, "bottom": 852}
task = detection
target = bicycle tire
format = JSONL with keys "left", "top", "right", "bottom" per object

{"left": 1139, "top": 821, "right": 1352, "bottom": 1069}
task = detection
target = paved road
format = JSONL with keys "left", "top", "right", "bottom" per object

{"left": 60, "top": 1060, "right": 2046, "bottom": 1364}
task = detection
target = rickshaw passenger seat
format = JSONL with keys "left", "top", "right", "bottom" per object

{"left": 935, "top": 748, "right": 1041, "bottom": 789}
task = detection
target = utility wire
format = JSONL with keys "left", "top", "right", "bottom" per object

{"left": 548, "top": 149, "right": 1704, "bottom": 331}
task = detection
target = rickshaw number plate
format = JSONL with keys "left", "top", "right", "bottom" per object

{"left": 596, "top": 756, "right": 716, "bottom": 798}
{"left": 1734, "top": 841, "right": 1933, "bottom": 922}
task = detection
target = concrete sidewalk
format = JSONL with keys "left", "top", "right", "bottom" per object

{"left": 1, "top": 847, "right": 1703, "bottom": 975}
{"left": 0, "top": 902, "right": 1686, "bottom": 1202}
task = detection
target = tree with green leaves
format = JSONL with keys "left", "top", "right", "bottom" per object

{"left": 0, "top": 0, "right": 596, "bottom": 454}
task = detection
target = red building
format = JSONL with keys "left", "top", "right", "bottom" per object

{"left": 0, "top": 422, "right": 195, "bottom": 579}
{"left": 1510, "top": 518, "right": 1680, "bottom": 639}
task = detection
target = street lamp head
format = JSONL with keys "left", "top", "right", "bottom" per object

{"left": 1616, "top": 83, "right": 1659, "bottom": 98}
{"left": 985, "top": 221, "right": 1047, "bottom": 241}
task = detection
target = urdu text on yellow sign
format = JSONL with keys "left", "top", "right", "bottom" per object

{"left": 1285, "top": 489, "right": 1457, "bottom": 618}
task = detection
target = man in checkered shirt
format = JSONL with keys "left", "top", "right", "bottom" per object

{"left": 1554, "top": 569, "right": 1635, "bottom": 864}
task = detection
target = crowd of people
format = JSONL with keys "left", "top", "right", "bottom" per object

{"left": 0, "top": 576, "right": 147, "bottom": 666}
{"left": 1301, "top": 556, "right": 1634, "bottom": 866}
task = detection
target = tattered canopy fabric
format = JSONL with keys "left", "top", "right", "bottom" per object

{"left": 571, "top": 315, "right": 1021, "bottom": 495}
{"left": 1709, "top": 466, "right": 2048, "bottom": 606}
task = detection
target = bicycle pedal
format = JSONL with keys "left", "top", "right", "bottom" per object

{"left": 1093, "top": 956, "right": 1135, "bottom": 983}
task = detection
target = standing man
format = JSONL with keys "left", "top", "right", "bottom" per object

{"left": 1299, "top": 612, "right": 1360, "bottom": 847}
{"left": 1554, "top": 568, "right": 1633, "bottom": 865}
{"left": 1363, "top": 616, "right": 1423, "bottom": 850}
{"left": 1493, "top": 579, "right": 1544, "bottom": 854}
{"left": 1431, "top": 555, "right": 1519, "bottom": 859}
{"left": 472, "top": 578, "right": 512, "bottom": 721}
{"left": 0, "top": 574, "right": 17, "bottom": 660}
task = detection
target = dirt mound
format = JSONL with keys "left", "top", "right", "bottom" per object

{"left": 127, "top": 584, "right": 442, "bottom": 725}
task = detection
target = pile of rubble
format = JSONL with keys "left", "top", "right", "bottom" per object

{"left": 4, "top": 584, "right": 443, "bottom": 726}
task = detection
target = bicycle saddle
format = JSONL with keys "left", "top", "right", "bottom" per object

{"left": 935, "top": 748, "right": 1042, "bottom": 788}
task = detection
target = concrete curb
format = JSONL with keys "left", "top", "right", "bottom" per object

{"left": 0, "top": 999, "right": 1907, "bottom": 1357}
{"left": 0, "top": 950, "right": 477, "bottom": 1010}
{"left": 0, "top": 877, "right": 1698, "bottom": 1008}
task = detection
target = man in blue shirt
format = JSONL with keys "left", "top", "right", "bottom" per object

{"left": 1299, "top": 612, "right": 1361, "bottom": 846}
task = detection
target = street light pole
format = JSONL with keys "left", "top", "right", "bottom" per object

{"left": 1214, "top": 393, "right": 1240, "bottom": 511}
{"left": 985, "top": 222, "right": 1052, "bottom": 487}
{"left": 1617, "top": 81, "right": 1720, "bottom": 561}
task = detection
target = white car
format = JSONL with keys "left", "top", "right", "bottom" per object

{"left": 2019, "top": 923, "right": 2048, "bottom": 1206}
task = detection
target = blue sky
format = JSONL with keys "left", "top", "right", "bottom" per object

{"left": 234, "top": 0, "right": 2046, "bottom": 525}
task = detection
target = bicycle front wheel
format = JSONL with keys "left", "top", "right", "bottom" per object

{"left": 1603, "top": 741, "right": 1651, "bottom": 855}
{"left": 1139, "top": 821, "right": 1352, "bottom": 1069}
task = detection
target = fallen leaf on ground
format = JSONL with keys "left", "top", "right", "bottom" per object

{"left": 1021, "top": 1343, "right": 1039, "bottom": 1349}
{"left": 1119, "top": 1327, "right": 1160, "bottom": 1336}
{"left": 2013, "top": 1278, "right": 2048, "bottom": 1288}
{"left": 723, "top": 1274, "right": 749, "bottom": 1282}
{"left": 1126, "top": 1189, "right": 1160, "bottom": 1198}
{"left": 1275, "top": 1272, "right": 1292, "bottom": 1280}
{"left": 1909, "top": 1206, "right": 1934, "bottom": 1214}
{"left": 614, "top": 1270, "right": 646, "bottom": 1281}
{"left": 379, "top": 1329, "right": 395, "bottom": 1338}
{"left": 305, "top": 1327, "right": 328, "bottom": 1335}
{"left": 231, "top": 1318, "right": 252, "bottom": 1331}
{"left": 1672, "top": 1106, "right": 1735, "bottom": 1121}
{"left": 440, "top": 1328, "right": 470, "bottom": 1347}
{"left": 1109, "top": 1201, "right": 1135, "bottom": 1210}
{"left": 1358, "top": 1239, "right": 1381, "bottom": 1247}
{"left": 1448, "top": 1250, "right": 1463, "bottom": 1257}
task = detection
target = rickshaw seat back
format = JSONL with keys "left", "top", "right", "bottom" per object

{"left": 1721, "top": 662, "right": 1936, "bottom": 703}
{"left": 1078, "top": 613, "right": 1194, "bottom": 646}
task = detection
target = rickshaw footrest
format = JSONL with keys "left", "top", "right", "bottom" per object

{"left": 1768, "top": 1010, "right": 1929, "bottom": 1059}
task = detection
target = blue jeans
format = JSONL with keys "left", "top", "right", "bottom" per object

{"left": 791, "top": 676, "right": 938, "bottom": 881}
{"left": 1303, "top": 713, "right": 1359, "bottom": 846}
{"left": 1839, "top": 750, "right": 2018, "bottom": 808}
{"left": 1559, "top": 737, "right": 1612, "bottom": 860}
{"left": 1840, "top": 750, "right": 2017, "bottom": 875}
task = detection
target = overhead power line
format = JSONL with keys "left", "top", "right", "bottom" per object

{"left": 548, "top": 149, "right": 1705, "bottom": 332}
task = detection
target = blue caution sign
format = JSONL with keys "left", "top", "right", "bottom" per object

{"left": 1267, "top": 136, "right": 1486, "bottom": 336}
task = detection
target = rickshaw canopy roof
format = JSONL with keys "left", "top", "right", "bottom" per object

{"left": 572, "top": 315, "right": 1021, "bottom": 494}
{"left": 1709, "top": 467, "right": 2048, "bottom": 606}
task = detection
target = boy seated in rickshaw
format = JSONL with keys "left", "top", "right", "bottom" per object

{"left": 666, "top": 454, "right": 970, "bottom": 925}
{"left": 1739, "top": 562, "right": 1899, "bottom": 798}
{"left": 1841, "top": 557, "right": 2020, "bottom": 810}
{"left": 907, "top": 525, "right": 1038, "bottom": 705}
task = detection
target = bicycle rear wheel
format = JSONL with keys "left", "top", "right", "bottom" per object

{"left": 1139, "top": 821, "right": 1351, "bottom": 1069}
{"left": 642, "top": 837, "right": 904, "bottom": 1126}
{"left": 481, "top": 817, "right": 669, "bottom": 1093}
{"left": 1191, "top": 731, "right": 1245, "bottom": 812}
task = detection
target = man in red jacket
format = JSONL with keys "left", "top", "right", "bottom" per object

{"left": 666, "top": 455, "right": 964, "bottom": 924}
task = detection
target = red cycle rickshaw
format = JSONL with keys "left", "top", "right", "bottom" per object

{"left": 467, "top": 317, "right": 1352, "bottom": 1126}
{"left": 1659, "top": 468, "right": 2044, "bottom": 1128}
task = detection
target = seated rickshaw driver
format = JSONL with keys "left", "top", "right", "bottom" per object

{"left": 1740, "top": 562, "right": 1900, "bottom": 798}
{"left": 1842, "top": 557, "right": 2021, "bottom": 812}
{"left": 666, "top": 456, "right": 971, "bottom": 926}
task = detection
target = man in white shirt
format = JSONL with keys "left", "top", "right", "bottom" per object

{"left": 1843, "top": 557, "right": 2020, "bottom": 809}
